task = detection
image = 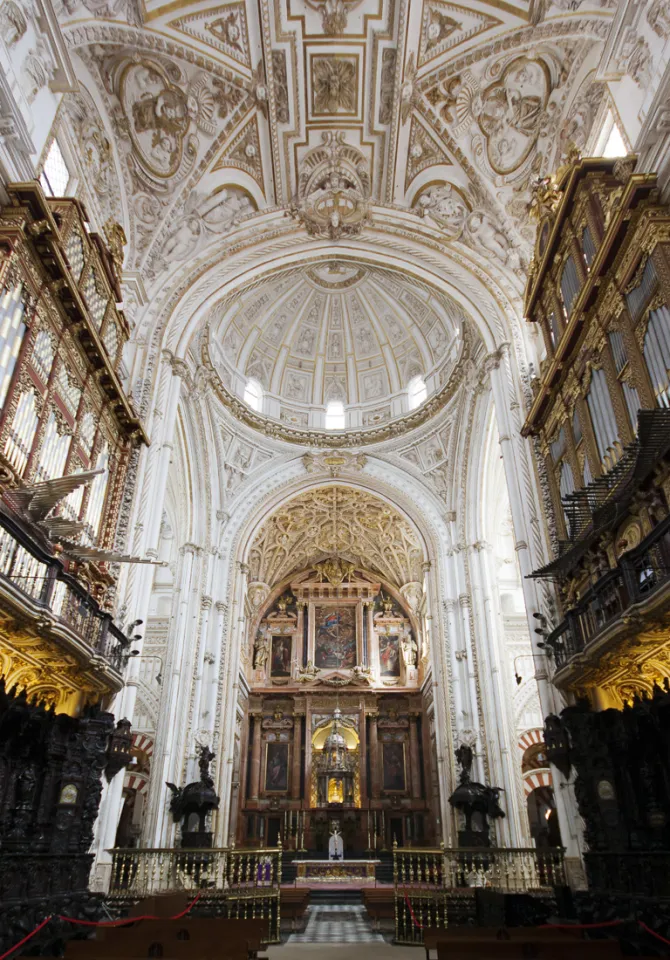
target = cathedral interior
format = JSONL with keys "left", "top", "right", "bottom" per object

{"left": 2, "top": 0, "right": 670, "bottom": 954}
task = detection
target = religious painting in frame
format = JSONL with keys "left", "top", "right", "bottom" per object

{"left": 382, "top": 741, "right": 406, "bottom": 792}
{"left": 314, "top": 605, "right": 357, "bottom": 669}
{"left": 271, "top": 635, "right": 292, "bottom": 677}
{"left": 379, "top": 635, "right": 400, "bottom": 676}
{"left": 264, "top": 742, "right": 289, "bottom": 792}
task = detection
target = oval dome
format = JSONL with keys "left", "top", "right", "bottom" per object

{"left": 207, "top": 261, "right": 468, "bottom": 432}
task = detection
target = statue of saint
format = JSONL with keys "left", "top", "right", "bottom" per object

{"left": 253, "top": 633, "right": 270, "bottom": 669}
{"left": 328, "top": 821, "right": 344, "bottom": 861}
{"left": 401, "top": 635, "right": 418, "bottom": 667}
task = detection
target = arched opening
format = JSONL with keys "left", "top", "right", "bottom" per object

{"left": 526, "top": 786, "right": 561, "bottom": 849}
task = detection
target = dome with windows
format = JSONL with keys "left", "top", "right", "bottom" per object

{"left": 205, "top": 260, "right": 469, "bottom": 435}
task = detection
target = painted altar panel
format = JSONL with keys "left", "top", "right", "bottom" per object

{"left": 314, "top": 605, "right": 357, "bottom": 669}
{"left": 271, "top": 636, "right": 292, "bottom": 677}
{"left": 379, "top": 635, "right": 400, "bottom": 676}
{"left": 382, "top": 741, "right": 406, "bottom": 792}
{"left": 265, "top": 742, "right": 289, "bottom": 792}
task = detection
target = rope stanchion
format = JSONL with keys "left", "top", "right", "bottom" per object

{"left": 0, "top": 893, "right": 202, "bottom": 960}
{"left": 0, "top": 917, "right": 52, "bottom": 960}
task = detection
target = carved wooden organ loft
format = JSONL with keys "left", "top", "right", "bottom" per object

{"left": 521, "top": 155, "right": 670, "bottom": 708}
{"left": 239, "top": 557, "right": 434, "bottom": 852}
{"left": 0, "top": 181, "right": 148, "bottom": 716}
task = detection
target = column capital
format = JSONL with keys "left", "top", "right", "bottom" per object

{"left": 180, "top": 542, "right": 201, "bottom": 556}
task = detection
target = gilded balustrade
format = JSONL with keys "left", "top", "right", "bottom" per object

{"left": 392, "top": 844, "right": 565, "bottom": 944}
{"left": 108, "top": 844, "right": 282, "bottom": 943}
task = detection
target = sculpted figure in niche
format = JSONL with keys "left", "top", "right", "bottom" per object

{"left": 416, "top": 184, "right": 468, "bottom": 240}
{"left": 253, "top": 633, "right": 270, "bottom": 669}
{"left": 199, "top": 189, "right": 254, "bottom": 232}
{"left": 160, "top": 189, "right": 253, "bottom": 263}
{"left": 465, "top": 211, "right": 519, "bottom": 270}
{"left": 0, "top": 1, "right": 27, "bottom": 45}
{"left": 162, "top": 218, "right": 201, "bottom": 261}
{"left": 401, "top": 634, "right": 418, "bottom": 667}
{"left": 647, "top": 0, "right": 670, "bottom": 38}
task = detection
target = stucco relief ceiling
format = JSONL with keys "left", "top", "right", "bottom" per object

{"left": 247, "top": 485, "right": 425, "bottom": 588}
{"left": 58, "top": 0, "right": 617, "bottom": 296}
{"left": 207, "top": 261, "right": 466, "bottom": 416}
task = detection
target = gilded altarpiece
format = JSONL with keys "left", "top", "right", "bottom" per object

{"left": 239, "top": 562, "right": 433, "bottom": 851}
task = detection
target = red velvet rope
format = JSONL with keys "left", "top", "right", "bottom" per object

{"left": 0, "top": 917, "right": 52, "bottom": 960}
{"left": 0, "top": 894, "right": 202, "bottom": 960}
{"left": 403, "top": 889, "right": 424, "bottom": 929}
{"left": 400, "top": 903, "right": 670, "bottom": 945}
{"left": 540, "top": 921, "right": 625, "bottom": 930}
{"left": 59, "top": 894, "right": 202, "bottom": 927}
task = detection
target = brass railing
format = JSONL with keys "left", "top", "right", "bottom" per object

{"left": 393, "top": 844, "right": 565, "bottom": 944}
{"left": 108, "top": 845, "right": 282, "bottom": 942}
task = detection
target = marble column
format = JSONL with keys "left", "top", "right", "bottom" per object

{"left": 250, "top": 713, "right": 262, "bottom": 800}
{"left": 409, "top": 713, "right": 422, "bottom": 800}
{"left": 369, "top": 712, "right": 380, "bottom": 799}
{"left": 291, "top": 716, "right": 302, "bottom": 800}
{"left": 359, "top": 705, "right": 368, "bottom": 802}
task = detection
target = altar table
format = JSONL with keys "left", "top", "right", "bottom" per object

{"left": 294, "top": 859, "right": 380, "bottom": 882}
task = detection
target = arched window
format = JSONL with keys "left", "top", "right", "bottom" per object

{"left": 243, "top": 378, "right": 263, "bottom": 412}
{"left": 325, "top": 401, "right": 345, "bottom": 430}
{"left": 407, "top": 376, "right": 427, "bottom": 410}
{"left": 39, "top": 139, "right": 70, "bottom": 196}
{"left": 602, "top": 118, "right": 627, "bottom": 158}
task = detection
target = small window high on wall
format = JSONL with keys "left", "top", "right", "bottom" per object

{"left": 244, "top": 378, "right": 263, "bottom": 412}
{"left": 407, "top": 376, "right": 427, "bottom": 410}
{"left": 325, "top": 401, "right": 345, "bottom": 430}
{"left": 595, "top": 111, "right": 628, "bottom": 159}
{"left": 39, "top": 139, "right": 70, "bottom": 197}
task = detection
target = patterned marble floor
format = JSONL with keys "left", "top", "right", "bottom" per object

{"left": 287, "top": 904, "right": 385, "bottom": 943}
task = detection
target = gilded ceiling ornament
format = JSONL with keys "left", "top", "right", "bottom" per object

{"left": 290, "top": 132, "right": 371, "bottom": 241}
{"left": 303, "top": 450, "right": 367, "bottom": 474}
{"left": 379, "top": 49, "right": 397, "bottom": 126}
{"left": 207, "top": 12, "right": 243, "bottom": 51}
{"left": 103, "top": 220, "right": 127, "bottom": 275}
{"left": 425, "top": 6, "right": 460, "bottom": 51}
{"left": 405, "top": 118, "right": 452, "bottom": 190}
{"left": 169, "top": 4, "right": 249, "bottom": 66}
{"left": 312, "top": 57, "right": 357, "bottom": 114}
{"left": 249, "top": 62, "right": 269, "bottom": 117}
{"left": 315, "top": 557, "right": 356, "bottom": 586}
{"left": 248, "top": 487, "right": 424, "bottom": 588}
{"left": 418, "top": 0, "right": 499, "bottom": 66}
{"left": 400, "top": 53, "right": 418, "bottom": 124}
{"left": 272, "top": 51, "right": 290, "bottom": 124}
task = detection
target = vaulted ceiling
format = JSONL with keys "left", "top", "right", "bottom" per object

{"left": 59, "top": 0, "right": 613, "bottom": 306}
{"left": 206, "top": 261, "right": 466, "bottom": 416}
